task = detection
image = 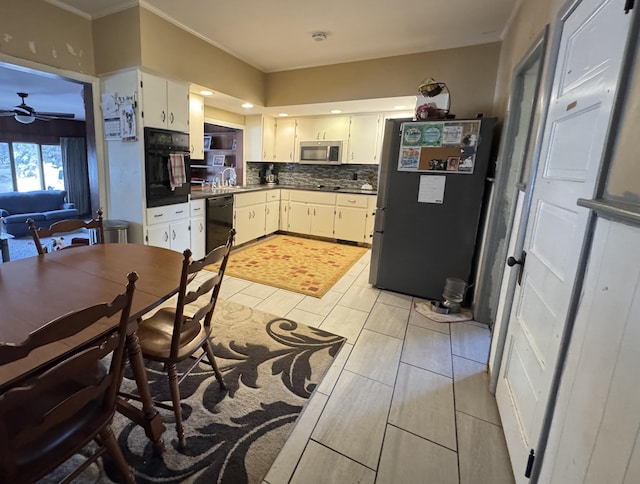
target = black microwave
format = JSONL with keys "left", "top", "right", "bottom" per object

{"left": 144, "top": 127, "right": 191, "bottom": 208}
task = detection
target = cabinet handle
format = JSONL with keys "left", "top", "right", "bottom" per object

{"left": 266, "top": 207, "right": 270, "bottom": 215}
{"left": 338, "top": 211, "right": 342, "bottom": 219}
{"left": 162, "top": 110, "right": 166, "bottom": 122}
{"left": 200, "top": 222, "right": 204, "bottom": 232}
{"left": 193, "top": 207, "right": 201, "bottom": 212}
{"left": 164, "top": 231, "right": 169, "bottom": 242}
{"left": 170, "top": 112, "right": 174, "bottom": 124}
{"left": 154, "top": 213, "right": 164, "bottom": 218}
{"left": 307, "top": 208, "right": 310, "bottom": 215}
{"left": 176, "top": 210, "right": 184, "bottom": 214}
{"left": 313, "top": 208, "right": 316, "bottom": 216}
{"left": 348, "top": 199, "right": 356, "bottom": 204}
{"left": 172, "top": 229, "right": 176, "bottom": 240}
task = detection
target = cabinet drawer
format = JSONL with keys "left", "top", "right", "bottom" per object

{"left": 190, "top": 198, "right": 206, "bottom": 217}
{"left": 147, "top": 202, "right": 189, "bottom": 225}
{"left": 336, "top": 193, "right": 369, "bottom": 208}
{"left": 290, "top": 190, "right": 336, "bottom": 205}
{"left": 266, "top": 189, "right": 281, "bottom": 202}
{"left": 235, "top": 191, "right": 267, "bottom": 208}
{"left": 280, "top": 189, "right": 290, "bottom": 200}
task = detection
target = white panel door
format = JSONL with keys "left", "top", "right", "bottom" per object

{"left": 495, "top": 0, "right": 631, "bottom": 481}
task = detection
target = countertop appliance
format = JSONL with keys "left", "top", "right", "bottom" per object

{"left": 299, "top": 140, "right": 343, "bottom": 164}
{"left": 206, "top": 194, "right": 234, "bottom": 252}
{"left": 144, "top": 127, "right": 191, "bottom": 208}
{"left": 369, "top": 117, "right": 496, "bottom": 300}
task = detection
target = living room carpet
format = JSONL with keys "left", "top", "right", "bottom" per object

{"left": 53, "top": 298, "right": 345, "bottom": 484}
{"left": 210, "top": 235, "right": 368, "bottom": 298}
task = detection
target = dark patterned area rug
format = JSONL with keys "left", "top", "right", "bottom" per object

{"left": 46, "top": 299, "right": 345, "bottom": 483}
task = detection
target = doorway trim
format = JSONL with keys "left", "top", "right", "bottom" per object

{"left": 0, "top": 53, "right": 105, "bottom": 215}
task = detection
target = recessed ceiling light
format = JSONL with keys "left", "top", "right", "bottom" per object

{"left": 330, "top": 109, "right": 342, "bottom": 114}
{"left": 199, "top": 90, "right": 214, "bottom": 96}
{"left": 241, "top": 103, "right": 254, "bottom": 109}
{"left": 278, "top": 113, "right": 289, "bottom": 117}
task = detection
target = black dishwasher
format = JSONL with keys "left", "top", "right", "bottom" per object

{"left": 206, "top": 195, "right": 234, "bottom": 252}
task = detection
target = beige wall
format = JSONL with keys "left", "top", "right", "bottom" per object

{"left": 0, "top": 0, "right": 95, "bottom": 74}
{"left": 267, "top": 43, "right": 502, "bottom": 119}
{"left": 138, "top": 9, "right": 265, "bottom": 105}
{"left": 605, "top": 31, "right": 640, "bottom": 204}
{"left": 492, "top": 0, "right": 553, "bottom": 119}
{"left": 204, "top": 106, "right": 245, "bottom": 126}
{"left": 92, "top": 7, "right": 141, "bottom": 74}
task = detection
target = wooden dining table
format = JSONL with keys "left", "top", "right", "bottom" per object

{"left": 0, "top": 243, "right": 185, "bottom": 453}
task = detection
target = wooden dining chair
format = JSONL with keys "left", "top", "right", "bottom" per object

{"left": 0, "top": 271, "right": 138, "bottom": 484}
{"left": 27, "top": 208, "right": 105, "bottom": 255}
{"left": 130, "top": 229, "right": 235, "bottom": 448}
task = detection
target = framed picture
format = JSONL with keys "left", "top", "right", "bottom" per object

{"left": 212, "top": 154, "right": 225, "bottom": 166}
{"left": 203, "top": 135, "right": 212, "bottom": 150}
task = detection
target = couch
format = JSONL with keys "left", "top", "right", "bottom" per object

{"left": 0, "top": 190, "right": 79, "bottom": 237}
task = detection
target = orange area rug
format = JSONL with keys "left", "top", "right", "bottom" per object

{"left": 212, "top": 235, "right": 368, "bottom": 298}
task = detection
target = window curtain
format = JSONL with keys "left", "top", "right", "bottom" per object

{"left": 60, "top": 137, "right": 90, "bottom": 216}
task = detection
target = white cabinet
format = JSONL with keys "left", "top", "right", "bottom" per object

{"left": 189, "top": 93, "right": 205, "bottom": 159}
{"left": 279, "top": 189, "right": 290, "bottom": 231}
{"left": 246, "top": 115, "right": 276, "bottom": 161}
{"left": 190, "top": 198, "right": 206, "bottom": 259}
{"left": 275, "top": 118, "right": 297, "bottom": 162}
{"left": 365, "top": 195, "right": 377, "bottom": 244}
{"left": 347, "top": 114, "right": 383, "bottom": 164}
{"left": 295, "top": 116, "right": 350, "bottom": 142}
{"left": 265, "top": 190, "right": 280, "bottom": 235}
{"left": 234, "top": 191, "right": 267, "bottom": 245}
{"left": 145, "top": 202, "right": 191, "bottom": 253}
{"left": 141, "top": 72, "right": 189, "bottom": 132}
{"left": 334, "top": 193, "right": 376, "bottom": 243}
{"left": 288, "top": 191, "right": 336, "bottom": 238}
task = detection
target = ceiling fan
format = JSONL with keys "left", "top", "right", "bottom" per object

{"left": 0, "top": 92, "right": 75, "bottom": 124}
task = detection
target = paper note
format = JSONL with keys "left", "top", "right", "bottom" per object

{"left": 418, "top": 175, "right": 446, "bottom": 204}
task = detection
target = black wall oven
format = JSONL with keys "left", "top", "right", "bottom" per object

{"left": 144, "top": 127, "right": 191, "bottom": 208}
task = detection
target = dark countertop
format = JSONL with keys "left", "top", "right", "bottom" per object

{"left": 190, "top": 184, "right": 377, "bottom": 200}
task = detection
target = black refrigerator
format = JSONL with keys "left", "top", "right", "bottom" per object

{"left": 369, "top": 117, "right": 496, "bottom": 301}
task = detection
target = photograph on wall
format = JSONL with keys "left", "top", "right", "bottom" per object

{"left": 461, "top": 121, "right": 480, "bottom": 148}
{"left": 458, "top": 155, "right": 475, "bottom": 173}
{"left": 447, "top": 157, "right": 460, "bottom": 171}
{"left": 422, "top": 123, "right": 443, "bottom": 147}
{"left": 398, "top": 147, "right": 420, "bottom": 169}
{"left": 428, "top": 159, "right": 448, "bottom": 171}
{"left": 442, "top": 123, "right": 464, "bottom": 145}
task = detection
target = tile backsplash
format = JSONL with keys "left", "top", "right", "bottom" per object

{"left": 246, "top": 162, "right": 379, "bottom": 189}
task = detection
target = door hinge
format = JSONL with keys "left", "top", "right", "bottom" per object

{"left": 625, "top": 0, "right": 634, "bottom": 13}
{"left": 525, "top": 449, "right": 535, "bottom": 478}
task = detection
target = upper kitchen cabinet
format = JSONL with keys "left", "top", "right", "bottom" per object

{"left": 140, "top": 72, "right": 189, "bottom": 132}
{"left": 246, "top": 115, "right": 276, "bottom": 161}
{"left": 346, "top": 114, "right": 383, "bottom": 164}
{"left": 296, "top": 116, "right": 350, "bottom": 142}
{"left": 189, "top": 93, "right": 205, "bottom": 159}
{"left": 274, "top": 117, "right": 297, "bottom": 162}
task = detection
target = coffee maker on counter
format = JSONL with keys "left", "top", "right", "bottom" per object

{"left": 260, "top": 163, "right": 279, "bottom": 186}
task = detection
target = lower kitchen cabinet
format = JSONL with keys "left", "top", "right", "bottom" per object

{"left": 288, "top": 191, "right": 336, "bottom": 238}
{"left": 234, "top": 191, "right": 268, "bottom": 245}
{"left": 190, "top": 198, "right": 206, "bottom": 259}
{"left": 279, "top": 189, "right": 290, "bottom": 231}
{"left": 334, "top": 193, "right": 377, "bottom": 243}
{"left": 265, "top": 200, "right": 279, "bottom": 235}
{"left": 146, "top": 203, "right": 191, "bottom": 253}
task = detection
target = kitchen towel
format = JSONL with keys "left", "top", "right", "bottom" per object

{"left": 168, "top": 153, "right": 186, "bottom": 190}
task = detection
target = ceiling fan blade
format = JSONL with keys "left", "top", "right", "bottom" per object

{"left": 0, "top": 111, "right": 16, "bottom": 117}
{"left": 35, "top": 112, "right": 75, "bottom": 119}
{"left": 13, "top": 106, "right": 31, "bottom": 115}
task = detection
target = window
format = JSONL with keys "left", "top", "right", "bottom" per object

{"left": 0, "top": 142, "right": 65, "bottom": 192}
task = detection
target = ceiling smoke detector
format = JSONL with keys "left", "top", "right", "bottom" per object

{"left": 312, "top": 32, "right": 327, "bottom": 42}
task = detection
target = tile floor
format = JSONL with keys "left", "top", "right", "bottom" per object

{"left": 216, "top": 250, "right": 515, "bottom": 484}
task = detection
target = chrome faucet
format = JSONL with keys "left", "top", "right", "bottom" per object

{"left": 221, "top": 167, "right": 237, "bottom": 186}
